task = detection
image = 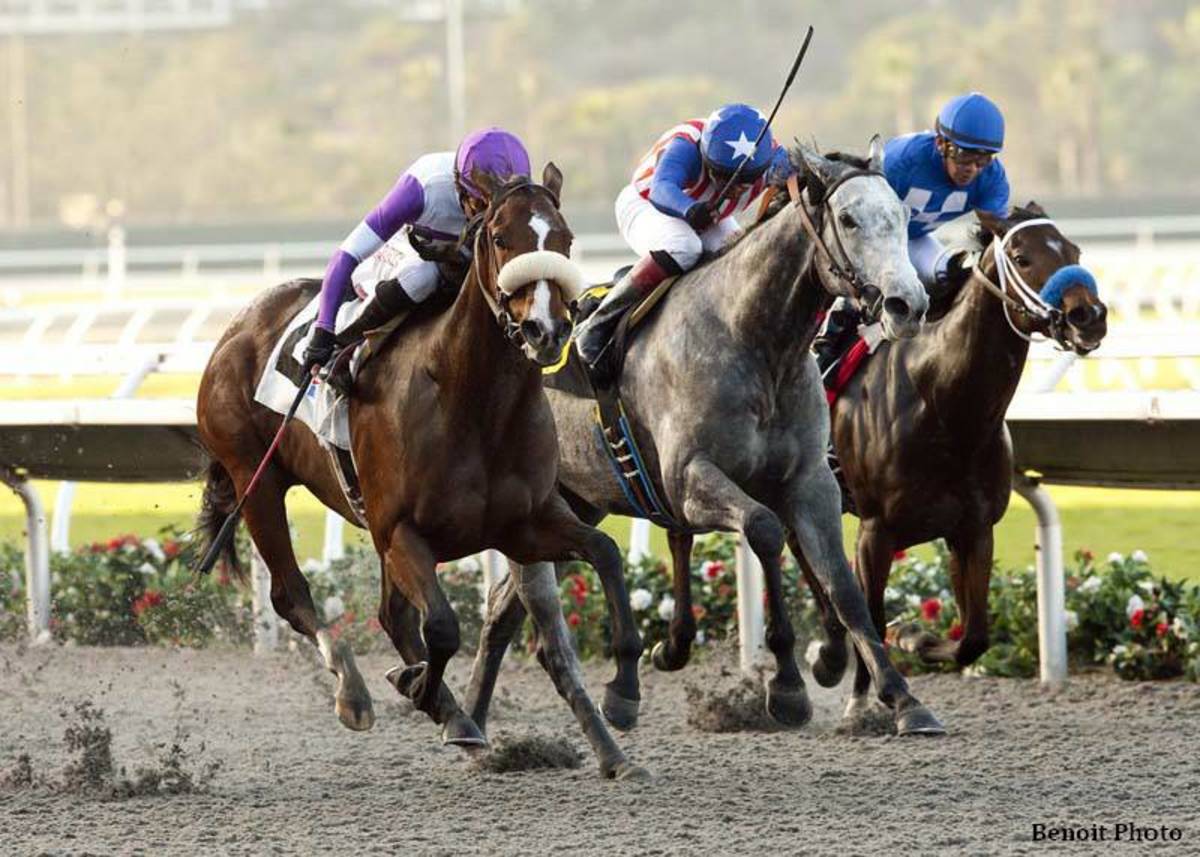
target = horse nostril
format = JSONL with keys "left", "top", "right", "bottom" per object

{"left": 520, "top": 320, "right": 546, "bottom": 345}
{"left": 883, "top": 296, "right": 911, "bottom": 321}
{"left": 1066, "top": 306, "right": 1091, "bottom": 327}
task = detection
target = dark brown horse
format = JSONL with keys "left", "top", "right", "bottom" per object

{"left": 196, "top": 165, "right": 646, "bottom": 779}
{"left": 807, "top": 204, "right": 1108, "bottom": 717}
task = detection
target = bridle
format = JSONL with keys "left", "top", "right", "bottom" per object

{"left": 462, "top": 177, "right": 567, "bottom": 349}
{"left": 972, "top": 217, "right": 1070, "bottom": 346}
{"left": 788, "top": 168, "right": 888, "bottom": 310}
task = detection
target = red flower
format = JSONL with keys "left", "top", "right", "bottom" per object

{"left": 1130, "top": 608, "right": 1145, "bottom": 629}
{"left": 567, "top": 612, "right": 582, "bottom": 628}
{"left": 132, "top": 590, "right": 164, "bottom": 616}
{"left": 948, "top": 622, "right": 964, "bottom": 641}
{"left": 921, "top": 597, "right": 942, "bottom": 622}
{"left": 106, "top": 537, "right": 124, "bottom": 552}
{"left": 892, "top": 549, "right": 907, "bottom": 561}
{"left": 692, "top": 605, "right": 707, "bottom": 620}
{"left": 703, "top": 561, "right": 725, "bottom": 581}
{"left": 1080, "top": 549, "right": 1095, "bottom": 563}
{"left": 1156, "top": 621, "right": 1169, "bottom": 638}
{"left": 121, "top": 534, "right": 139, "bottom": 547}
{"left": 163, "top": 540, "right": 180, "bottom": 559}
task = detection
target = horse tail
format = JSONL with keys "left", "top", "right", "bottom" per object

{"left": 195, "top": 459, "right": 246, "bottom": 583}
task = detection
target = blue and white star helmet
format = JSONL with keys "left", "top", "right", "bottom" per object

{"left": 699, "top": 103, "right": 775, "bottom": 180}
{"left": 936, "top": 92, "right": 1005, "bottom": 152}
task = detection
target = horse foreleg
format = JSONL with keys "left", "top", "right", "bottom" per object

{"left": 787, "top": 466, "right": 944, "bottom": 736}
{"left": 378, "top": 567, "right": 484, "bottom": 747}
{"left": 237, "top": 464, "right": 374, "bottom": 732}
{"left": 680, "top": 457, "right": 811, "bottom": 728}
{"left": 845, "top": 520, "right": 896, "bottom": 720}
{"left": 462, "top": 559, "right": 528, "bottom": 736}
{"left": 789, "top": 535, "right": 849, "bottom": 688}
{"left": 379, "top": 522, "right": 483, "bottom": 745}
{"left": 893, "top": 529, "right": 993, "bottom": 667}
{"left": 503, "top": 496, "right": 643, "bottom": 731}
{"left": 650, "top": 530, "right": 696, "bottom": 672}
{"left": 510, "top": 562, "right": 647, "bottom": 781}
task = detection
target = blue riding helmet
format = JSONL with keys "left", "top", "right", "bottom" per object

{"left": 935, "top": 92, "right": 1005, "bottom": 153}
{"left": 699, "top": 103, "right": 776, "bottom": 181}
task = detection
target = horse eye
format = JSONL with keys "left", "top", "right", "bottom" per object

{"left": 838, "top": 212, "right": 857, "bottom": 229}
{"left": 1014, "top": 254, "right": 1030, "bottom": 267}
{"left": 493, "top": 235, "right": 507, "bottom": 249}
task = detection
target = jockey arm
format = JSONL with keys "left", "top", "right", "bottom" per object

{"left": 647, "top": 136, "right": 705, "bottom": 220}
{"left": 315, "top": 172, "right": 426, "bottom": 331}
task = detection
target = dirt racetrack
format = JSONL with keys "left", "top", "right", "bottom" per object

{"left": 2, "top": 642, "right": 1198, "bottom": 856}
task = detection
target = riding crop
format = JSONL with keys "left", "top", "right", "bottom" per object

{"left": 195, "top": 367, "right": 317, "bottom": 574}
{"left": 713, "top": 24, "right": 815, "bottom": 204}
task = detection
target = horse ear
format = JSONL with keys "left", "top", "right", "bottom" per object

{"left": 977, "top": 209, "right": 1010, "bottom": 238}
{"left": 796, "top": 144, "right": 829, "bottom": 202}
{"left": 469, "top": 166, "right": 500, "bottom": 202}
{"left": 542, "top": 162, "right": 563, "bottom": 204}
{"left": 867, "top": 134, "right": 884, "bottom": 172}
{"left": 1024, "top": 200, "right": 1047, "bottom": 217}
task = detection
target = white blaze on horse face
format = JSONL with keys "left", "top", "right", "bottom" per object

{"left": 529, "top": 214, "right": 551, "bottom": 250}
{"left": 530, "top": 280, "right": 553, "bottom": 327}
{"left": 1047, "top": 238, "right": 1064, "bottom": 260}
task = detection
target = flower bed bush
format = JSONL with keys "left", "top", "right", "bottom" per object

{"left": 1, "top": 529, "right": 1196, "bottom": 683}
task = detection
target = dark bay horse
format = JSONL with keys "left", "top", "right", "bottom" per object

{"left": 466, "top": 144, "right": 946, "bottom": 737}
{"left": 810, "top": 203, "right": 1108, "bottom": 717}
{"left": 196, "top": 166, "right": 646, "bottom": 779}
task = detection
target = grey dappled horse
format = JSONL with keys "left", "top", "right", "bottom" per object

{"left": 464, "top": 143, "right": 946, "bottom": 736}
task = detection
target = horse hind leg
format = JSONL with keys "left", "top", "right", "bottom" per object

{"left": 680, "top": 458, "right": 812, "bottom": 728}
{"left": 462, "top": 558, "right": 529, "bottom": 736}
{"left": 237, "top": 465, "right": 374, "bottom": 731}
{"left": 651, "top": 530, "right": 697, "bottom": 672}
{"left": 513, "top": 562, "right": 647, "bottom": 781}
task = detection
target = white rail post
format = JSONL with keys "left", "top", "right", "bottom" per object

{"left": 628, "top": 518, "right": 651, "bottom": 564}
{"left": 1014, "top": 473, "right": 1067, "bottom": 688}
{"left": 251, "top": 544, "right": 278, "bottom": 654}
{"left": 105, "top": 224, "right": 126, "bottom": 302}
{"left": 52, "top": 355, "right": 163, "bottom": 552}
{"left": 1, "top": 468, "right": 50, "bottom": 643}
{"left": 735, "top": 536, "right": 767, "bottom": 675}
{"left": 322, "top": 511, "right": 345, "bottom": 563}
{"left": 480, "top": 549, "right": 506, "bottom": 596}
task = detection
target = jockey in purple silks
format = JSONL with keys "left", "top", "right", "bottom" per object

{"left": 302, "top": 127, "right": 532, "bottom": 375}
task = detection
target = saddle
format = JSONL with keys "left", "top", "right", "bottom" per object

{"left": 543, "top": 269, "right": 685, "bottom": 530}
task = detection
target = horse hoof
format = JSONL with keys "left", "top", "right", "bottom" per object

{"left": 650, "top": 641, "right": 686, "bottom": 672}
{"left": 385, "top": 663, "right": 425, "bottom": 700}
{"left": 602, "top": 684, "right": 640, "bottom": 731}
{"left": 441, "top": 711, "right": 488, "bottom": 748}
{"left": 810, "top": 644, "right": 848, "bottom": 688}
{"left": 613, "top": 761, "right": 651, "bottom": 783}
{"left": 896, "top": 703, "right": 946, "bottom": 737}
{"left": 335, "top": 695, "right": 376, "bottom": 732}
{"left": 766, "top": 679, "right": 813, "bottom": 728}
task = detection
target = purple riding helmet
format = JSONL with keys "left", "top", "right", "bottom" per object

{"left": 455, "top": 127, "right": 532, "bottom": 199}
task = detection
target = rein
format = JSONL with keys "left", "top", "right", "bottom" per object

{"left": 788, "top": 169, "right": 887, "bottom": 306}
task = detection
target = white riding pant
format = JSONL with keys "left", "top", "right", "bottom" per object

{"left": 350, "top": 237, "right": 442, "bottom": 303}
{"left": 615, "top": 184, "right": 740, "bottom": 271}
{"left": 907, "top": 233, "right": 954, "bottom": 288}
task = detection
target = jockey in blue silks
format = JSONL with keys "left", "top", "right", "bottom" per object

{"left": 814, "top": 92, "right": 1011, "bottom": 371}
{"left": 574, "top": 103, "right": 792, "bottom": 374}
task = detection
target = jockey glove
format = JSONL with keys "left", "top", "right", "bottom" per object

{"left": 302, "top": 325, "right": 336, "bottom": 374}
{"left": 684, "top": 201, "right": 718, "bottom": 232}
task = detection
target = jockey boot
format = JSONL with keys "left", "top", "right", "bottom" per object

{"left": 326, "top": 279, "right": 418, "bottom": 396}
{"left": 574, "top": 251, "right": 680, "bottom": 384}
{"left": 929, "top": 249, "right": 979, "bottom": 301}
{"left": 813, "top": 298, "right": 862, "bottom": 376}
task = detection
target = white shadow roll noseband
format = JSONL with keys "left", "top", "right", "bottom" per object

{"left": 496, "top": 251, "right": 586, "bottom": 303}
